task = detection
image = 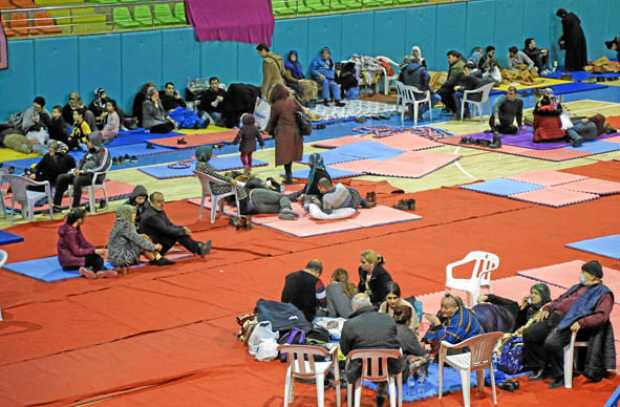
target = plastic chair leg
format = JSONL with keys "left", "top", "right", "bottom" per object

{"left": 316, "top": 373, "right": 325, "bottom": 407}
{"left": 283, "top": 370, "right": 292, "bottom": 407}
{"left": 354, "top": 380, "right": 362, "bottom": 407}
{"left": 438, "top": 360, "right": 444, "bottom": 398}
{"left": 210, "top": 196, "right": 218, "bottom": 224}
{"left": 413, "top": 103, "right": 419, "bottom": 127}
{"left": 88, "top": 189, "right": 96, "bottom": 214}
{"left": 388, "top": 377, "right": 397, "bottom": 407}
{"left": 489, "top": 365, "right": 497, "bottom": 404}
{"left": 347, "top": 383, "right": 353, "bottom": 407}
{"left": 459, "top": 368, "right": 471, "bottom": 407}
{"left": 564, "top": 340, "right": 575, "bottom": 388}
{"left": 476, "top": 369, "right": 484, "bottom": 392}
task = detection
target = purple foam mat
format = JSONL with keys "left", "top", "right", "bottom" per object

{"left": 467, "top": 126, "right": 618, "bottom": 150}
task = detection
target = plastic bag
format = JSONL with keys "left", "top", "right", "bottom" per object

{"left": 253, "top": 97, "right": 271, "bottom": 131}
{"left": 247, "top": 321, "right": 279, "bottom": 356}
{"left": 256, "top": 338, "right": 279, "bottom": 361}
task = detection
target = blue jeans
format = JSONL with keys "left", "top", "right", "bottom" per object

{"left": 319, "top": 78, "right": 341, "bottom": 101}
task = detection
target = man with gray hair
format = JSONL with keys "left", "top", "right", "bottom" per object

{"left": 340, "top": 293, "right": 406, "bottom": 407}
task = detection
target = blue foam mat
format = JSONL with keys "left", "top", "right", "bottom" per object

{"left": 461, "top": 178, "right": 544, "bottom": 196}
{"left": 548, "top": 82, "right": 608, "bottom": 95}
{"left": 139, "top": 156, "right": 268, "bottom": 179}
{"left": 0, "top": 230, "right": 24, "bottom": 245}
{"left": 107, "top": 129, "right": 180, "bottom": 147}
{"left": 291, "top": 166, "right": 362, "bottom": 180}
{"left": 302, "top": 149, "right": 364, "bottom": 165}
{"left": 569, "top": 141, "right": 620, "bottom": 154}
{"left": 544, "top": 70, "right": 620, "bottom": 81}
{"left": 4, "top": 256, "right": 112, "bottom": 282}
{"left": 567, "top": 234, "right": 620, "bottom": 260}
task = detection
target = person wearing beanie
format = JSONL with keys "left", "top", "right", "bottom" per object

{"left": 523, "top": 260, "right": 614, "bottom": 387}
{"left": 309, "top": 47, "right": 345, "bottom": 107}
{"left": 232, "top": 113, "right": 264, "bottom": 176}
{"left": 52, "top": 132, "right": 111, "bottom": 212}
{"left": 556, "top": 8, "right": 588, "bottom": 71}
{"left": 89, "top": 88, "right": 109, "bottom": 126}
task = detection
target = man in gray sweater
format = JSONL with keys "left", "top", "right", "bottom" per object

{"left": 489, "top": 86, "right": 523, "bottom": 135}
{"left": 507, "top": 46, "right": 536, "bottom": 71}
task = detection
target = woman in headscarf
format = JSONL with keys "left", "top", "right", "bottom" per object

{"left": 357, "top": 249, "right": 393, "bottom": 306}
{"left": 107, "top": 204, "right": 163, "bottom": 275}
{"left": 89, "top": 88, "right": 109, "bottom": 127}
{"left": 556, "top": 8, "right": 588, "bottom": 71}
{"left": 266, "top": 84, "right": 303, "bottom": 184}
{"left": 288, "top": 152, "right": 331, "bottom": 201}
{"left": 402, "top": 45, "right": 426, "bottom": 67}
{"left": 284, "top": 50, "right": 318, "bottom": 106}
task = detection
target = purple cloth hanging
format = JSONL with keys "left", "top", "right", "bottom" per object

{"left": 185, "top": 0, "right": 274, "bottom": 46}
{"left": 0, "top": 17, "right": 8, "bottom": 70}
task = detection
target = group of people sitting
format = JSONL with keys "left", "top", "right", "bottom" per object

{"left": 57, "top": 186, "right": 211, "bottom": 278}
{"left": 279, "top": 256, "right": 614, "bottom": 406}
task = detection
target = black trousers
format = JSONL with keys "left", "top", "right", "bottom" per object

{"left": 62, "top": 253, "right": 104, "bottom": 272}
{"left": 149, "top": 122, "right": 175, "bottom": 134}
{"left": 284, "top": 163, "right": 293, "bottom": 179}
{"left": 438, "top": 86, "right": 456, "bottom": 113}
{"left": 54, "top": 173, "right": 93, "bottom": 207}
{"left": 153, "top": 234, "right": 200, "bottom": 255}
{"left": 523, "top": 312, "right": 573, "bottom": 379}
{"left": 489, "top": 115, "right": 518, "bottom": 134}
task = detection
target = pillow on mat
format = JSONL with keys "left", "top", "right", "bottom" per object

{"left": 306, "top": 203, "right": 357, "bottom": 220}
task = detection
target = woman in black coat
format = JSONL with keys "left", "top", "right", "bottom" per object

{"left": 557, "top": 9, "right": 588, "bottom": 71}
{"left": 358, "top": 249, "right": 393, "bottom": 306}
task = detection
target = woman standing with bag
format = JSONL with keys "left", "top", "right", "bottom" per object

{"left": 266, "top": 84, "right": 303, "bottom": 185}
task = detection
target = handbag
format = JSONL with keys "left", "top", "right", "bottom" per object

{"left": 296, "top": 110, "right": 313, "bottom": 136}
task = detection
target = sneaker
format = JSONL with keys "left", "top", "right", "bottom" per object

{"left": 322, "top": 99, "right": 330, "bottom": 107}
{"left": 406, "top": 198, "right": 416, "bottom": 210}
{"left": 278, "top": 209, "right": 299, "bottom": 220}
{"left": 98, "top": 269, "right": 119, "bottom": 278}
{"left": 150, "top": 257, "right": 175, "bottom": 266}
{"left": 548, "top": 378, "right": 564, "bottom": 389}
{"left": 198, "top": 240, "right": 212, "bottom": 256}
{"left": 335, "top": 101, "right": 346, "bottom": 107}
{"left": 177, "top": 137, "right": 188, "bottom": 145}
{"left": 52, "top": 205, "right": 64, "bottom": 214}
{"left": 79, "top": 267, "right": 97, "bottom": 279}
{"left": 571, "top": 137, "right": 583, "bottom": 148}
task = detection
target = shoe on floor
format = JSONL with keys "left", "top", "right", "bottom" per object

{"left": 79, "top": 267, "right": 97, "bottom": 279}
{"left": 335, "top": 101, "right": 346, "bottom": 107}
{"left": 393, "top": 199, "right": 409, "bottom": 211}
{"left": 150, "top": 257, "right": 175, "bottom": 266}
{"left": 198, "top": 240, "right": 212, "bottom": 256}
{"left": 52, "top": 205, "right": 64, "bottom": 214}
{"left": 322, "top": 99, "right": 330, "bottom": 107}
{"left": 548, "top": 378, "right": 564, "bottom": 389}
{"left": 406, "top": 198, "right": 416, "bottom": 210}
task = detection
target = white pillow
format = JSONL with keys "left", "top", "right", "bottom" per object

{"left": 306, "top": 203, "right": 357, "bottom": 220}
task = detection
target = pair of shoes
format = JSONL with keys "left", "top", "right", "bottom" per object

{"left": 198, "top": 240, "right": 212, "bottom": 257}
{"left": 365, "top": 191, "right": 376, "bottom": 204}
{"left": 393, "top": 198, "right": 416, "bottom": 211}
{"left": 571, "top": 137, "right": 584, "bottom": 148}
{"left": 334, "top": 101, "right": 346, "bottom": 107}
{"left": 498, "top": 380, "right": 520, "bottom": 391}
{"left": 177, "top": 137, "right": 188, "bottom": 145}
{"left": 322, "top": 99, "right": 330, "bottom": 107}
{"left": 548, "top": 378, "right": 564, "bottom": 389}
{"left": 459, "top": 136, "right": 473, "bottom": 144}
{"left": 150, "top": 257, "right": 175, "bottom": 266}
{"left": 489, "top": 132, "right": 502, "bottom": 149}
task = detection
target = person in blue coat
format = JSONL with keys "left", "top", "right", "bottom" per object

{"left": 310, "top": 47, "right": 346, "bottom": 107}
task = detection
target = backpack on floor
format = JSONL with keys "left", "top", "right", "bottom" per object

{"left": 497, "top": 336, "right": 524, "bottom": 374}
{"left": 255, "top": 299, "right": 312, "bottom": 334}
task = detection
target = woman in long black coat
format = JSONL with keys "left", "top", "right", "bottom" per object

{"left": 557, "top": 8, "right": 588, "bottom": 71}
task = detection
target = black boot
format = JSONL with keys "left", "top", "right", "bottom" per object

{"left": 489, "top": 132, "right": 502, "bottom": 148}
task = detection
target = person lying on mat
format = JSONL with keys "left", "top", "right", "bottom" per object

{"left": 489, "top": 86, "right": 523, "bottom": 135}
{"left": 142, "top": 88, "right": 177, "bottom": 134}
{"left": 523, "top": 261, "right": 614, "bottom": 388}
{"left": 339, "top": 293, "right": 407, "bottom": 407}
{"left": 288, "top": 153, "right": 332, "bottom": 202}
{"left": 57, "top": 208, "right": 111, "bottom": 279}
{"left": 379, "top": 281, "right": 419, "bottom": 334}
{"left": 422, "top": 293, "right": 482, "bottom": 355}
{"left": 281, "top": 259, "right": 327, "bottom": 322}
{"left": 326, "top": 268, "right": 357, "bottom": 318}
{"left": 140, "top": 192, "right": 211, "bottom": 259}
{"left": 195, "top": 146, "right": 299, "bottom": 221}
{"left": 52, "top": 133, "right": 111, "bottom": 213}
{"left": 564, "top": 114, "right": 616, "bottom": 145}
{"left": 127, "top": 185, "right": 149, "bottom": 227}
{"left": 358, "top": 250, "right": 393, "bottom": 307}
{"left": 314, "top": 177, "right": 375, "bottom": 214}
{"left": 523, "top": 38, "right": 549, "bottom": 73}
{"left": 107, "top": 205, "right": 171, "bottom": 274}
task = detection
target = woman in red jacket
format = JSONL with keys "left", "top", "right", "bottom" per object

{"left": 533, "top": 96, "right": 565, "bottom": 143}
{"left": 57, "top": 208, "right": 112, "bottom": 279}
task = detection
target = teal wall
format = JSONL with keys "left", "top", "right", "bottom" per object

{"left": 0, "top": 0, "right": 617, "bottom": 120}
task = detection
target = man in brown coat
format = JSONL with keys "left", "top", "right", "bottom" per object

{"left": 256, "top": 44, "right": 289, "bottom": 102}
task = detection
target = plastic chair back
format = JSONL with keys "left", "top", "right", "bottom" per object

{"left": 0, "top": 249, "right": 8, "bottom": 269}
{"left": 464, "top": 250, "right": 499, "bottom": 286}
{"left": 3, "top": 175, "right": 36, "bottom": 202}
{"left": 348, "top": 348, "right": 401, "bottom": 382}
{"left": 456, "top": 331, "right": 503, "bottom": 369}
{"left": 194, "top": 171, "right": 214, "bottom": 197}
{"left": 279, "top": 344, "right": 331, "bottom": 379}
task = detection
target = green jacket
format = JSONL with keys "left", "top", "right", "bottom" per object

{"left": 445, "top": 59, "right": 466, "bottom": 87}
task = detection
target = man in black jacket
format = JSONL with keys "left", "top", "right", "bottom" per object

{"left": 199, "top": 77, "right": 228, "bottom": 125}
{"left": 340, "top": 293, "right": 407, "bottom": 407}
{"left": 159, "top": 82, "right": 187, "bottom": 112}
{"left": 140, "top": 192, "right": 211, "bottom": 261}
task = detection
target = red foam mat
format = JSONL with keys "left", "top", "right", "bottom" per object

{"left": 149, "top": 131, "right": 272, "bottom": 149}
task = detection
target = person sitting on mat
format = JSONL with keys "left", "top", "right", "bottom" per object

{"left": 98, "top": 99, "right": 121, "bottom": 141}
{"left": 422, "top": 293, "right": 483, "bottom": 355}
{"left": 67, "top": 108, "right": 92, "bottom": 151}
{"left": 281, "top": 259, "right": 327, "bottom": 322}
{"left": 340, "top": 293, "right": 407, "bottom": 407}
{"left": 358, "top": 249, "right": 393, "bottom": 307}
{"left": 489, "top": 86, "right": 523, "bottom": 135}
{"left": 288, "top": 153, "right": 331, "bottom": 202}
{"left": 132, "top": 82, "right": 156, "bottom": 127}
{"left": 326, "top": 268, "right": 357, "bottom": 318}
{"left": 232, "top": 113, "right": 264, "bottom": 176}
{"left": 127, "top": 185, "right": 149, "bottom": 227}
{"left": 52, "top": 133, "right": 111, "bottom": 213}
{"left": 477, "top": 45, "right": 502, "bottom": 84}
{"left": 140, "top": 192, "right": 211, "bottom": 260}
{"left": 314, "top": 177, "right": 375, "bottom": 214}
{"left": 379, "top": 281, "right": 419, "bottom": 334}
{"left": 63, "top": 91, "right": 96, "bottom": 129}
{"left": 89, "top": 88, "right": 110, "bottom": 129}
{"left": 532, "top": 95, "right": 578, "bottom": 145}
{"left": 523, "top": 261, "right": 614, "bottom": 388}
{"left": 199, "top": 77, "right": 227, "bottom": 126}
{"left": 159, "top": 81, "right": 187, "bottom": 112}
{"left": 310, "top": 47, "right": 346, "bottom": 107}
{"left": 161, "top": 82, "right": 207, "bottom": 130}
{"left": 107, "top": 205, "right": 171, "bottom": 275}
{"left": 507, "top": 46, "right": 536, "bottom": 71}
{"left": 523, "top": 38, "right": 550, "bottom": 73}
{"left": 57, "top": 207, "right": 111, "bottom": 279}
{"left": 142, "top": 88, "right": 177, "bottom": 134}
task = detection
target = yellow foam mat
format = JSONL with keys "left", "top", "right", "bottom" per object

{"left": 494, "top": 78, "right": 571, "bottom": 92}
{"left": 178, "top": 126, "right": 231, "bottom": 135}
{"left": 0, "top": 148, "right": 39, "bottom": 163}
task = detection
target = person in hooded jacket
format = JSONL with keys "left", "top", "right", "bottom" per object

{"left": 557, "top": 9, "right": 588, "bottom": 71}
{"left": 284, "top": 50, "right": 318, "bottom": 106}
{"left": 256, "top": 43, "right": 287, "bottom": 102}
{"left": 358, "top": 249, "right": 393, "bottom": 307}
{"left": 232, "top": 113, "right": 264, "bottom": 175}
{"left": 127, "top": 185, "right": 149, "bottom": 227}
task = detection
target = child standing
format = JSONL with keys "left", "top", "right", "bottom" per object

{"left": 233, "top": 113, "right": 264, "bottom": 175}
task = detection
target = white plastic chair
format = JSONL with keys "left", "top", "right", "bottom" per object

{"left": 376, "top": 56, "right": 400, "bottom": 95}
{"left": 194, "top": 171, "right": 241, "bottom": 224}
{"left": 279, "top": 344, "right": 341, "bottom": 407}
{"left": 0, "top": 249, "right": 7, "bottom": 321}
{"left": 2, "top": 174, "right": 53, "bottom": 221}
{"left": 563, "top": 330, "right": 589, "bottom": 389}
{"left": 445, "top": 251, "right": 499, "bottom": 307}
{"left": 460, "top": 82, "right": 495, "bottom": 121}
{"left": 394, "top": 81, "right": 432, "bottom": 127}
{"left": 438, "top": 332, "right": 504, "bottom": 407}
{"left": 81, "top": 158, "right": 113, "bottom": 214}
{"left": 0, "top": 180, "right": 6, "bottom": 217}
{"left": 347, "top": 348, "right": 403, "bottom": 407}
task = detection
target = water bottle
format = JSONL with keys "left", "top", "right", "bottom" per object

{"left": 552, "top": 60, "right": 559, "bottom": 72}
